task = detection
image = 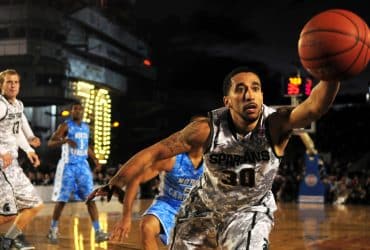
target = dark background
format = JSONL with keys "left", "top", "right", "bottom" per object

{"left": 107, "top": 0, "right": 370, "bottom": 164}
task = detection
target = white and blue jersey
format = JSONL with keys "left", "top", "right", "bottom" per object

{"left": 143, "top": 153, "right": 204, "bottom": 245}
{"left": 52, "top": 119, "right": 93, "bottom": 202}
{"left": 63, "top": 119, "right": 89, "bottom": 163}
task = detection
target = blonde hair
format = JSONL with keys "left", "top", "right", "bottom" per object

{"left": 0, "top": 69, "right": 20, "bottom": 86}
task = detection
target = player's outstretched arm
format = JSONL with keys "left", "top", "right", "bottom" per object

{"left": 86, "top": 184, "right": 125, "bottom": 203}
{"left": 110, "top": 159, "right": 172, "bottom": 241}
{"left": 269, "top": 80, "right": 340, "bottom": 154}
{"left": 108, "top": 118, "right": 210, "bottom": 189}
{"left": 287, "top": 80, "right": 339, "bottom": 131}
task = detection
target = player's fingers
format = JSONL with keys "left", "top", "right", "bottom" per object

{"left": 86, "top": 190, "right": 97, "bottom": 203}
{"left": 119, "top": 229, "right": 127, "bottom": 241}
{"left": 35, "top": 158, "right": 40, "bottom": 167}
{"left": 33, "top": 157, "right": 40, "bottom": 167}
{"left": 28, "top": 155, "right": 34, "bottom": 164}
{"left": 107, "top": 189, "right": 113, "bottom": 202}
{"left": 110, "top": 229, "right": 120, "bottom": 241}
{"left": 4, "top": 159, "right": 11, "bottom": 167}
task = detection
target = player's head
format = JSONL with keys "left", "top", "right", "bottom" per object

{"left": 0, "top": 69, "right": 21, "bottom": 100}
{"left": 223, "top": 66, "right": 263, "bottom": 123}
{"left": 70, "top": 101, "right": 83, "bottom": 121}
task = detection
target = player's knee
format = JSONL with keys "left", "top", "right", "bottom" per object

{"left": 140, "top": 218, "right": 156, "bottom": 236}
{"left": 86, "top": 200, "right": 96, "bottom": 208}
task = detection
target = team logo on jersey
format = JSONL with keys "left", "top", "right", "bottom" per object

{"left": 263, "top": 238, "right": 269, "bottom": 250}
{"left": 3, "top": 203, "right": 10, "bottom": 213}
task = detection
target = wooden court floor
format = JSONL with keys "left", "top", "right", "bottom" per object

{"left": 1, "top": 200, "right": 369, "bottom": 250}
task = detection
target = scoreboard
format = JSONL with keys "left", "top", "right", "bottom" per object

{"left": 284, "top": 76, "right": 313, "bottom": 97}
{"left": 280, "top": 75, "right": 316, "bottom": 133}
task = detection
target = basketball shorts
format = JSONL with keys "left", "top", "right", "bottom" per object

{"left": 169, "top": 194, "right": 274, "bottom": 250}
{"left": 0, "top": 160, "right": 43, "bottom": 216}
{"left": 143, "top": 197, "right": 182, "bottom": 245}
{"left": 52, "top": 160, "right": 93, "bottom": 202}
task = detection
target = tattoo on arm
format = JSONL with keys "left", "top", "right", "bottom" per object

{"left": 159, "top": 131, "right": 187, "bottom": 154}
{"left": 159, "top": 120, "right": 202, "bottom": 154}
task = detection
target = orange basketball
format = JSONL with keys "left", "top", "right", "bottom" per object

{"left": 298, "top": 9, "right": 370, "bottom": 81}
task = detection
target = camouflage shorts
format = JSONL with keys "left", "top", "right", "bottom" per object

{"left": 0, "top": 161, "right": 42, "bottom": 216}
{"left": 169, "top": 196, "right": 273, "bottom": 250}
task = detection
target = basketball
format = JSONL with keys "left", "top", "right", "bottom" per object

{"left": 298, "top": 9, "right": 369, "bottom": 81}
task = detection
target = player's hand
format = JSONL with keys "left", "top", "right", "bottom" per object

{"left": 109, "top": 216, "right": 132, "bottom": 241}
{"left": 86, "top": 184, "right": 125, "bottom": 203}
{"left": 27, "top": 151, "right": 40, "bottom": 167}
{"left": 64, "top": 138, "right": 77, "bottom": 148}
{"left": 29, "top": 137, "right": 41, "bottom": 148}
{"left": 0, "top": 152, "right": 13, "bottom": 168}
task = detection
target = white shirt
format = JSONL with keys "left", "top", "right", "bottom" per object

{"left": 0, "top": 96, "right": 34, "bottom": 157}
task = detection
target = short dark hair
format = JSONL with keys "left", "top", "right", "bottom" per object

{"left": 71, "top": 100, "right": 82, "bottom": 108}
{"left": 222, "top": 66, "right": 259, "bottom": 96}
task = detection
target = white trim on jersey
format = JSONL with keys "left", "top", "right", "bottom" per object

{"left": 51, "top": 158, "right": 67, "bottom": 202}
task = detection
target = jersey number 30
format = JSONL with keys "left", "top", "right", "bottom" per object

{"left": 221, "top": 168, "right": 255, "bottom": 187}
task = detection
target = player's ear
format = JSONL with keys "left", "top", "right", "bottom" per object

{"left": 223, "top": 96, "right": 230, "bottom": 108}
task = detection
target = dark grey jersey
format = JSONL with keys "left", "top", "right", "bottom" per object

{"left": 197, "top": 105, "right": 281, "bottom": 213}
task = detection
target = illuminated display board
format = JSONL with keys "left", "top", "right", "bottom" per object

{"left": 285, "top": 76, "right": 313, "bottom": 97}
{"left": 72, "top": 81, "right": 111, "bottom": 164}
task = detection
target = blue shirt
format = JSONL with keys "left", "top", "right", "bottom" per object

{"left": 159, "top": 153, "right": 204, "bottom": 206}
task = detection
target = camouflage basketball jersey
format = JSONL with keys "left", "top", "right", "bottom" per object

{"left": 0, "top": 95, "right": 23, "bottom": 158}
{"left": 197, "top": 105, "right": 281, "bottom": 213}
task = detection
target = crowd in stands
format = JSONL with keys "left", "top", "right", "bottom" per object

{"left": 272, "top": 154, "right": 370, "bottom": 205}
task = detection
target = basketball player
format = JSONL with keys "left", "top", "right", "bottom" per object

{"left": 0, "top": 69, "right": 41, "bottom": 160}
{"left": 46, "top": 102, "right": 109, "bottom": 244}
{"left": 89, "top": 66, "right": 340, "bottom": 249}
{"left": 110, "top": 116, "right": 205, "bottom": 250}
{"left": 0, "top": 69, "right": 43, "bottom": 250}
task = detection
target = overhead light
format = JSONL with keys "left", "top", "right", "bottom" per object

{"left": 112, "top": 121, "right": 119, "bottom": 128}
{"left": 61, "top": 110, "right": 70, "bottom": 117}
{"left": 143, "top": 58, "right": 152, "bottom": 67}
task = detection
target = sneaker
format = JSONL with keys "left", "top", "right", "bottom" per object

{"left": 47, "top": 228, "right": 58, "bottom": 244}
{"left": 95, "top": 230, "right": 109, "bottom": 243}
{"left": 12, "top": 234, "right": 35, "bottom": 250}
{"left": 0, "top": 236, "right": 12, "bottom": 249}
